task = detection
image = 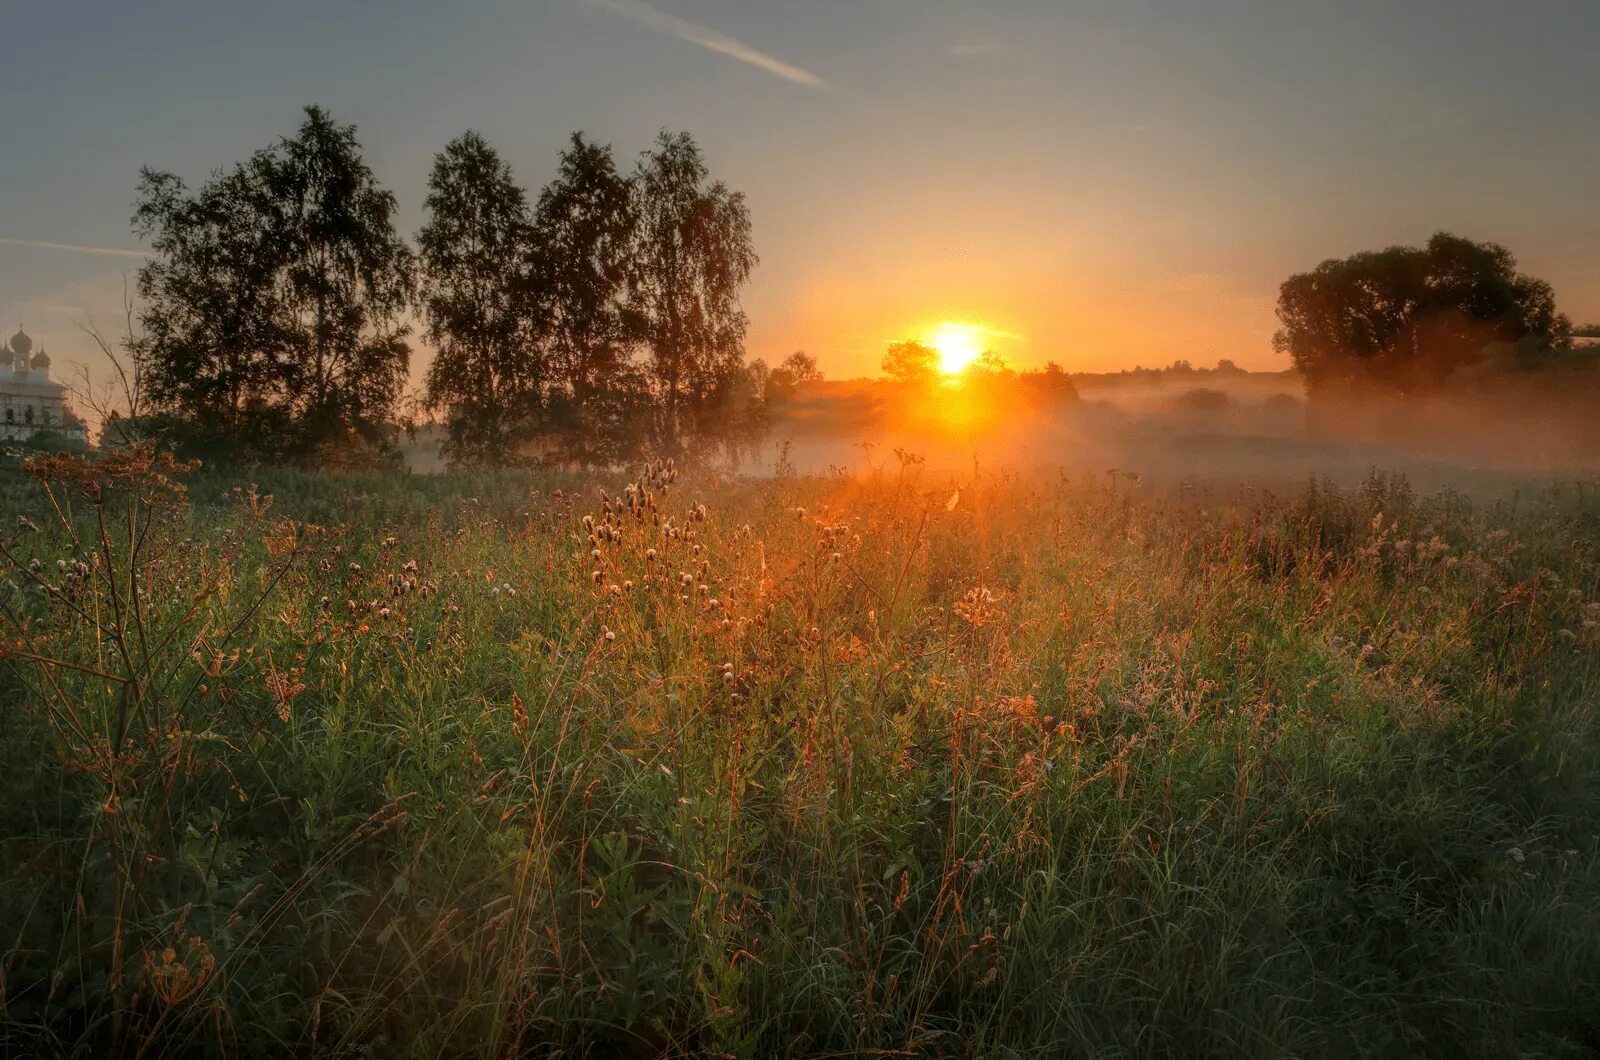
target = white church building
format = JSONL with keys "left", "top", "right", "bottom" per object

{"left": 0, "top": 328, "right": 88, "bottom": 445}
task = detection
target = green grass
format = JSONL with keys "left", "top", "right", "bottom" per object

{"left": 3, "top": 450, "right": 1600, "bottom": 1057}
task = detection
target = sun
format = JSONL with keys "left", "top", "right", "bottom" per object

{"left": 929, "top": 324, "right": 982, "bottom": 376}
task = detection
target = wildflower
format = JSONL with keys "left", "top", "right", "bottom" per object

{"left": 349, "top": 562, "right": 362, "bottom": 574}
{"left": 592, "top": 570, "right": 603, "bottom": 584}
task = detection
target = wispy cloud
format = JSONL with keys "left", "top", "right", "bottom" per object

{"left": 585, "top": 0, "right": 827, "bottom": 89}
{"left": 0, "top": 237, "right": 151, "bottom": 260}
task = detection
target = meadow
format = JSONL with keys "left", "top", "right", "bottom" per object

{"left": 4, "top": 445, "right": 1600, "bottom": 1057}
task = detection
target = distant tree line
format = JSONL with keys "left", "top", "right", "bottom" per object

{"left": 879, "top": 340, "right": 1078, "bottom": 406}
{"left": 131, "top": 106, "right": 761, "bottom": 467}
{"left": 1274, "top": 232, "right": 1574, "bottom": 397}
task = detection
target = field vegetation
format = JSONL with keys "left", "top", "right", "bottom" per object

{"left": 4, "top": 446, "right": 1600, "bottom": 1055}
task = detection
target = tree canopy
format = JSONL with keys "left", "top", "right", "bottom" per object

{"left": 765, "top": 351, "right": 821, "bottom": 402}
{"left": 1273, "top": 232, "right": 1569, "bottom": 394}
{"left": 133, "top": 105, "right": 413, "bottom": 465}
{"left": 628, "top": 131, "right": 758, "bottom": 455}
{"left": 417, "top": 131, "right": 543, "bottom": 466}
{"left": 132, "top": 111, "right": 763, "bottom": 468}
{"left": 881, "top": 341, "right": 939, "bottom": 388}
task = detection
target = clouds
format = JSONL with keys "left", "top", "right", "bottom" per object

{"left": 584, "top": 0, "right": 827, "bottom": 89}
{"left": 0, "top": 238, "right": 151, "bottom": 260}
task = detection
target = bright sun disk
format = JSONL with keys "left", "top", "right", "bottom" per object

{"left": 930, "top": 324, "right": 981, "bottom": 376}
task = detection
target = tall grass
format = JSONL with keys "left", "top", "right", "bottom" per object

{"left": 3, "top": 450, "right": 1599, "bottom": 1056}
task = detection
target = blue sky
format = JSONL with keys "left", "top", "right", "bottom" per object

{"left": 2, "top": 0, "right": 1597, "bottom": 379}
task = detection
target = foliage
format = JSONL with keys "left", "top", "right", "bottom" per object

{"left": 629, "top": 132, "right": 758, "bottom": 456}
{"left": 132, "top": 166, "right": 292, "bottom": 448}
{"left": 4, "top": 457, "right": 1600, "bottom": 1055}
{"left": 765, "top": 351, "right": 822, "bottom": 404}
{"left": 533, "top": 134, "right": 646, "bottom": 465}
{"left": 136, "top": 114, "right": 768, "bottom": 471}
{"left": 417, "top": 132, "right": 544, "bottom": 467}
{"left": 134, "top": 106, "right": 414, "bottom": 467}
{"left": 1274, "top": 231, "right": 1570, "bottom": 395}
{"left": 262, "top": 107, "right": 415, "bottom": 461}
{"left": 882, "top": 340, "right": 939, "bottom": 388}
{"left": 1169, "top": 386, "right": 1232, "bottom": 415}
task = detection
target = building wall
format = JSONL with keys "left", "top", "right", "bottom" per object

{"left": 0, "top": 376, "right": 86, "bottom": 444}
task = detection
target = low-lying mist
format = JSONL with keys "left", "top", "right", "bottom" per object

{"left": 743, "top": 370, "right": 1600, "bottom": 493}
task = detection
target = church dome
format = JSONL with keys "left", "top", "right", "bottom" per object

{"left": 31, "top": 348, "right": 50, "bottom": 372}
{"left": 9, "top": 328, "right": 32, "bottom": 357}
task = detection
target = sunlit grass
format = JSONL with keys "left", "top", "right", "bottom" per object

{"left": 3, "top": 454, "right": 1600, "bottom": 1055}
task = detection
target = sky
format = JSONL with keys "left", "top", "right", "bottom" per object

{"left": 2, "top": 0, "right": 1598, "bottom": 383}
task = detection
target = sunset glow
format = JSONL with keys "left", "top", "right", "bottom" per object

{"left": 930, "top": 324, "right": 983, "bottom": 376}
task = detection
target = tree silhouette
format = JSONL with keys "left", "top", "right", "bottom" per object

{"left": 132, "top": 111, "right": 765, "bottom": 468}
{"left": 881, "top": 340, "right": 939, "bottom": 388}
{"left": 1274, "top": 232, "right": 1569, "bottom": 395}
{"left": 133, "top": 105, "right": 413, "bottom": 464}
{"left": 418, "top": 131, "right": 543, "bottom": 466}
{"left": 260, "top": 106, "right": 414, "bottom": 459}
{"left": 533, "top": 133, "right": 643, "bottom": 463}
{"left": 765, "top": 350, "right": 821, "bottom": 403}
{"left": 629, "top": 131, "right": 757, "bottom": 454}
{"left": 133, "top": 164, "right": 292, "bottom": 447}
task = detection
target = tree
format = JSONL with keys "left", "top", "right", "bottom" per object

{"left": 628, "top": 131, "right": 757, "bottom": 454}
{"left": 259, "top": 106, "right": 414, "bottom": 459}
{"left": 765, "top": 350, "right": 821, "bottom": 403}
{"left": 1274, "top": 232, "right": 1569, "bottom": 395}
{"left": 882, "top": 340, "right": 939, "bottom": 388}
{"left": 133, "top": 164, "right": 293, "bottom": 450}
{"left": 1023, "top": 361, "right": 1079, "bottom": 405}
{"left": 745, "top": 357, "right": 770, "bottom": 397}
{"left": 133, "top": 105, "right": 413, "bottom": 465}
{"left": 532, "top": 133, "right": 640, "bottom": 462}
{"left": 417, "top": 131, "right": 543, "bottom": 466}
